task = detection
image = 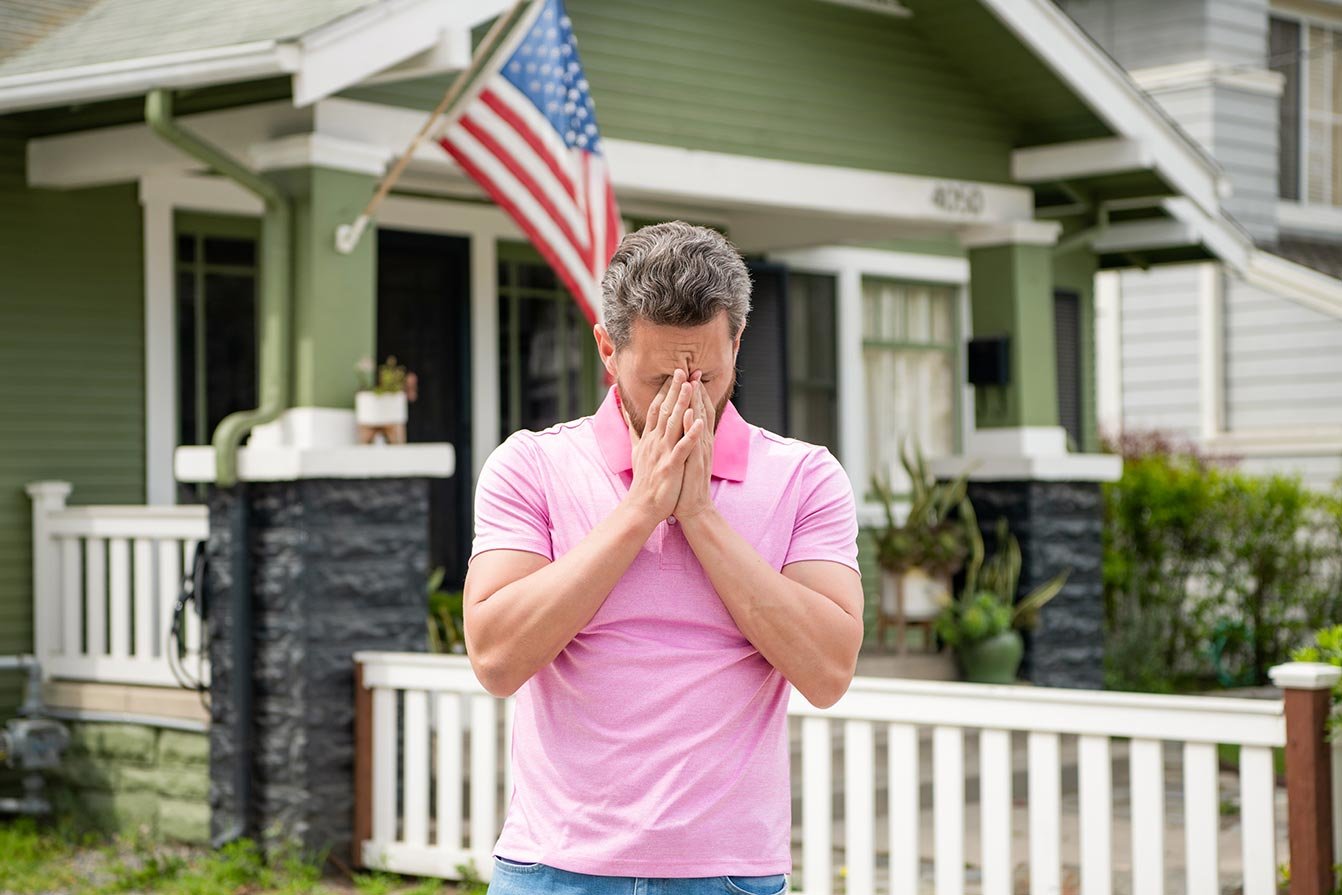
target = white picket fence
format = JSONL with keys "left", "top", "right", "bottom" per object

{"left": 352, "top": 651, "right": 1329, "bottom": 895}
{"left": 27, "top": 481, "right": 210, "bottom": 687}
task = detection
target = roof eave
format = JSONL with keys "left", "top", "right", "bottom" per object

{"left": 0, "top": 41, "right": 300, "bottom": 116}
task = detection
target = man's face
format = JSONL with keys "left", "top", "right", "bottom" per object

{"left": 597, "top": 310, "right": 740, "bottom": 437}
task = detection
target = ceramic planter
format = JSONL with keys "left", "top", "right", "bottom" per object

{"left": 880, "top": 567, "right": 949, "bottom": 621}
{"left": 957, "top": 630, "right": 1024, "bottom": 684}
{"left": 355, "top": 390, "right": 408, "bottom": 427}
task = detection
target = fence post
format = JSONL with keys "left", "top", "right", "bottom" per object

{"left": 353, "top": 659, "right": 372, "bottom": 868}
{"left": 1270, "top": 661, "right": 1341, "bottom": 895}
{"left": 25, "top": 481, "right": 72, "bottom": 679}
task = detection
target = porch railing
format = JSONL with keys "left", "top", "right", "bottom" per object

{"left": 27, "top": 481, "right": 209, "bottom": 688}
{"left": 353, "top": 651, "right": 1339, "bottom": 895}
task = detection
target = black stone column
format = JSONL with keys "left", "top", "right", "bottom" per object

{"left": 205, "top": 478, "right": 430, "bottom": 859}
{"left": 962, "top": 480, "right": 1105, "bottom": 690}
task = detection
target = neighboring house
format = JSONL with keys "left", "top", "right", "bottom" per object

{"left": 0, "top": 0, "right": 1287, "bottom": 836}
{"left": 1060, "top": 0, "right": 1342, "bottom": 488}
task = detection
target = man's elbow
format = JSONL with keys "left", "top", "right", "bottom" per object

{"left": 471, "top": 651, "right": 520, "bottom": 698}
{"left": 806, "top": 669, "right": 854, "bottom": 710}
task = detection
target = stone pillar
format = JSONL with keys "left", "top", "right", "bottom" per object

{"left": 935, "top": 222, "right": 1120, "bottom": 689}
{"left": 177, "top": 444, "right": 455, "bottom": 859}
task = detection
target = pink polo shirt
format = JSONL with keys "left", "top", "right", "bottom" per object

{"left": 470, "top": 385, "right": 860, "bottom": 877}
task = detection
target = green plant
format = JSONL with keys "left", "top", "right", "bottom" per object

{"left": 426, "top": 566, "right": 466, "bottom": 654}
{"left": 352, "top": 870, "right": 404, "bottom": 895}
{"left": 934, "top": 514, "right": 1070, "bottom": 649}
{"left": 1290, "top": 623, "right": 1342, "bottom": 741}
{"left": 870, "top": 437, "right": 975, "bottom": 576}
{"left": 1103, "top": 434, "right": 1342, "bottom": 693}
{"left": 454, "top": 857, "right": 489, "bottom": 895}
{"left": 355, "top": 355, "right": 414, "bottom": 395}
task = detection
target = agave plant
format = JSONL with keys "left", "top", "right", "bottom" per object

{"left": 935, "top": 514, "right": 1071, "bottom": 648}
{"left": 870, "top": 436, "right": 976, "bottom": 576}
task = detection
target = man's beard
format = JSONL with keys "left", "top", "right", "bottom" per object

{"left": 617, "top": 371, "right": 734, "bottom": 437}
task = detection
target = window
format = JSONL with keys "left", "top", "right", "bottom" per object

{"left": 175, "top": 215, "right": 259, "bottom": 502}
{"left": 786, "top": 272, "right": 839, "bottom": 451}
{"left": 1272, "top": 15, "right": 1342, "bottom": 205}
{"left": 498, "top": 243, "right": 601, "bottom": 438}
{"left": 861, "top": 277, "right": 957, "bottom": 493}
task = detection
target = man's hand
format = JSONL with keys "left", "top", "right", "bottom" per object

{"left": 673, "top": 371, "right": 716, "bottom": 521}
{"left": 624, "top": 368, "right": 704, "bottom": 524}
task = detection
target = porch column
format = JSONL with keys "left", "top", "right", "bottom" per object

{"left": 251, "top": 137, "right": 390, "bottom": 446}
{"left": 933, "top": 222, "right": 1120, "bottom": 690}
{"left": 962, "top": 221, "right": 1061, "bottom": 431}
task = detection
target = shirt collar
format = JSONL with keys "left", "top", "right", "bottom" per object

{"left": 591, "top": 384, "right": 750, "bottom": 482}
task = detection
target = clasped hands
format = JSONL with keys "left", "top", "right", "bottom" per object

{"left": 622, "top": 368, "right": 717, "bottom": 526}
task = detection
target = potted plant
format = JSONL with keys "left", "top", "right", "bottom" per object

{"left": 869, "top": 438, "right": 976, "bottom": 650}
{"left": 934, "top": 512, "right": 1070, "bottom": 684}
{"left": 354, "top": 355, "right": 418, "bottom": 444}
{"left": 427, "top": 566, "right": 466, "bottom": 655}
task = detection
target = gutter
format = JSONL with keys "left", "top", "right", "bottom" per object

{"left": 145, "top": 88, "right": 289, "bottom": 848}
{"left": 145, "top": 87, "right": 290, "bottom": 487}
{"left": 0, "top": 43, "right": 299, "bottom": 116}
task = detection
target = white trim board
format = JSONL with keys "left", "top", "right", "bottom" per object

{"left": 29, "top": 96, "right": 1035, "bottom": 229}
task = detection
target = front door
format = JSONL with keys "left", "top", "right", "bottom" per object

{"left": 377, "top": 229, "right": 473, "bottom": 588}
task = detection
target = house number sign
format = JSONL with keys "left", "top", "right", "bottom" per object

{"left": 931, "top": 182, "right": 986, "bottom": 216}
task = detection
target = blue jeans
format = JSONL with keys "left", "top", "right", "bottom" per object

{"left": 488, "top": 855, "right": 790, "bottom": 895}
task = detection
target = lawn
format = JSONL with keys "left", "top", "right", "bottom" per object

{"left": 0, "top": 819, "right": 481, "bottom": 895}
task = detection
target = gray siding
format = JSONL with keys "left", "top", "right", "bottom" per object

{"left": 1058, "top": 0, "right": 1267, "bottom": 68}
{"left": 1224, "top": 275, "right": 1342, "bottom": 430}
{"left": 1236, "top": 454, "right": 1342, "bottom": 491}
{"left": 1118, "top": 263, "right": 1203, "bottom": 436}
{"left": 1141, "top": 82, "right": 1279, "bottom": 242}
{"left": 1060, "top": 0, "right": 1279, "bottom": 241}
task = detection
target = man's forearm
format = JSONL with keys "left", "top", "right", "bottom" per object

{"left": 678, "top": 507, "right": 861, "bottom": 707}
{"left": 471, "top": 499, "right": 658, "bottom": 694}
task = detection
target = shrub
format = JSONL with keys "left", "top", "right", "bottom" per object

{"left": 1102, "top": 430, "right": 1342, "bottom": 692}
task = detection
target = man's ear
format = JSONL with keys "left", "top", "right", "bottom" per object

{"left": 594, "top": 323, "right": 618, "bottom": 377}
{"left": 731, "top": 328, "right": 743, "bottom": 361}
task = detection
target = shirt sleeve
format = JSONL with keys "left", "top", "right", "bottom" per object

{"left": 469, "top": 431, "right": 554, "bottom": 563}
{"left": 783, "top": 445, "right": 861, "bottom": 574}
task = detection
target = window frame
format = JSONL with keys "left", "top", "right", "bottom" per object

{"left": 1271, "top": 6, "right": 1342, "bottom": 207}
{"left": 858, "top": 274, "right": 964, "bottom": 498}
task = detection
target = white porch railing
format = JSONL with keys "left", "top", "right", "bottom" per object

{"left": 27, "top": 481, "right": 210, "bottom": 688}
{"left": 354, "top": 652, "right": 1339, "bottom": 895}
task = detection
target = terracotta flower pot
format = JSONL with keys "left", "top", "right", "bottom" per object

{"left": 957, "top": 630, "right": 1024, "bottom": 684}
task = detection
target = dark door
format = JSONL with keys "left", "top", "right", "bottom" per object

{"left": 732, "top": 261, "right": 790, "bottom": 434}
{"left": 377, "top": 229, "right": 473, "bottom": 588}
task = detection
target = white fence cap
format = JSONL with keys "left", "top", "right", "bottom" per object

{"left": 1269, "top": 661, "right": 1342, "bottom": 691}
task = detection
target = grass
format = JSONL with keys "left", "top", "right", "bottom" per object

{"left": 1216, "top": 742, "right": 1287, "bottom": 780}
{"left": 0, "top": 818, "right": 471, "bottom": 895}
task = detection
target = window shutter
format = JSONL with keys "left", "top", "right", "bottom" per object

{"left": 1054, "top": 290, "right": 1082, "bottom": 451}
{"left": 733, "top": 262, "right": 790, "bottom": 434}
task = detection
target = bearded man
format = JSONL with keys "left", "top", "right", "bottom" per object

{"left": 464, "top": 220, "right": 863, "bottom": 895}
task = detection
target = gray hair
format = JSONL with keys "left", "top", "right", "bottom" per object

{"left": 600, "top": 220, "right": 751, "bottom": 349}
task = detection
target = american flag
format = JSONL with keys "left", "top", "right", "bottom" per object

{"left": 434, "top": 0, "right": 622, "bottom": 324}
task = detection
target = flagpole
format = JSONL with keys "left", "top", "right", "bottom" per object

{"left": 334, "top": 0, "right": 531, "bottom": 255}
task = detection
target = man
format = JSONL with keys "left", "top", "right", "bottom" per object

{"left": 464, "top": 221, "right": 863, "bottom": 895}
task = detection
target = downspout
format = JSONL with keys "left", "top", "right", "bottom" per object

{"left": 145, "top": 88, "right": 289, "bottom": 847}
{"left": 144, "top": 88, "right": 290, "bottom": 487}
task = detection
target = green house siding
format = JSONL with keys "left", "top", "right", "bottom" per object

{"left": 0, "top": 135, "right": 145, "bottom": 715}
{"left": 342, "top": 0, "right": 1020, "bottom": 183}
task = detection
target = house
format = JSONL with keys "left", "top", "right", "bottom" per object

{"left": 0, "top": 0, "right": 1284, "bottom": 841}
{"left": 1059, "top": 0, "right": 1342, "bottom": 488}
